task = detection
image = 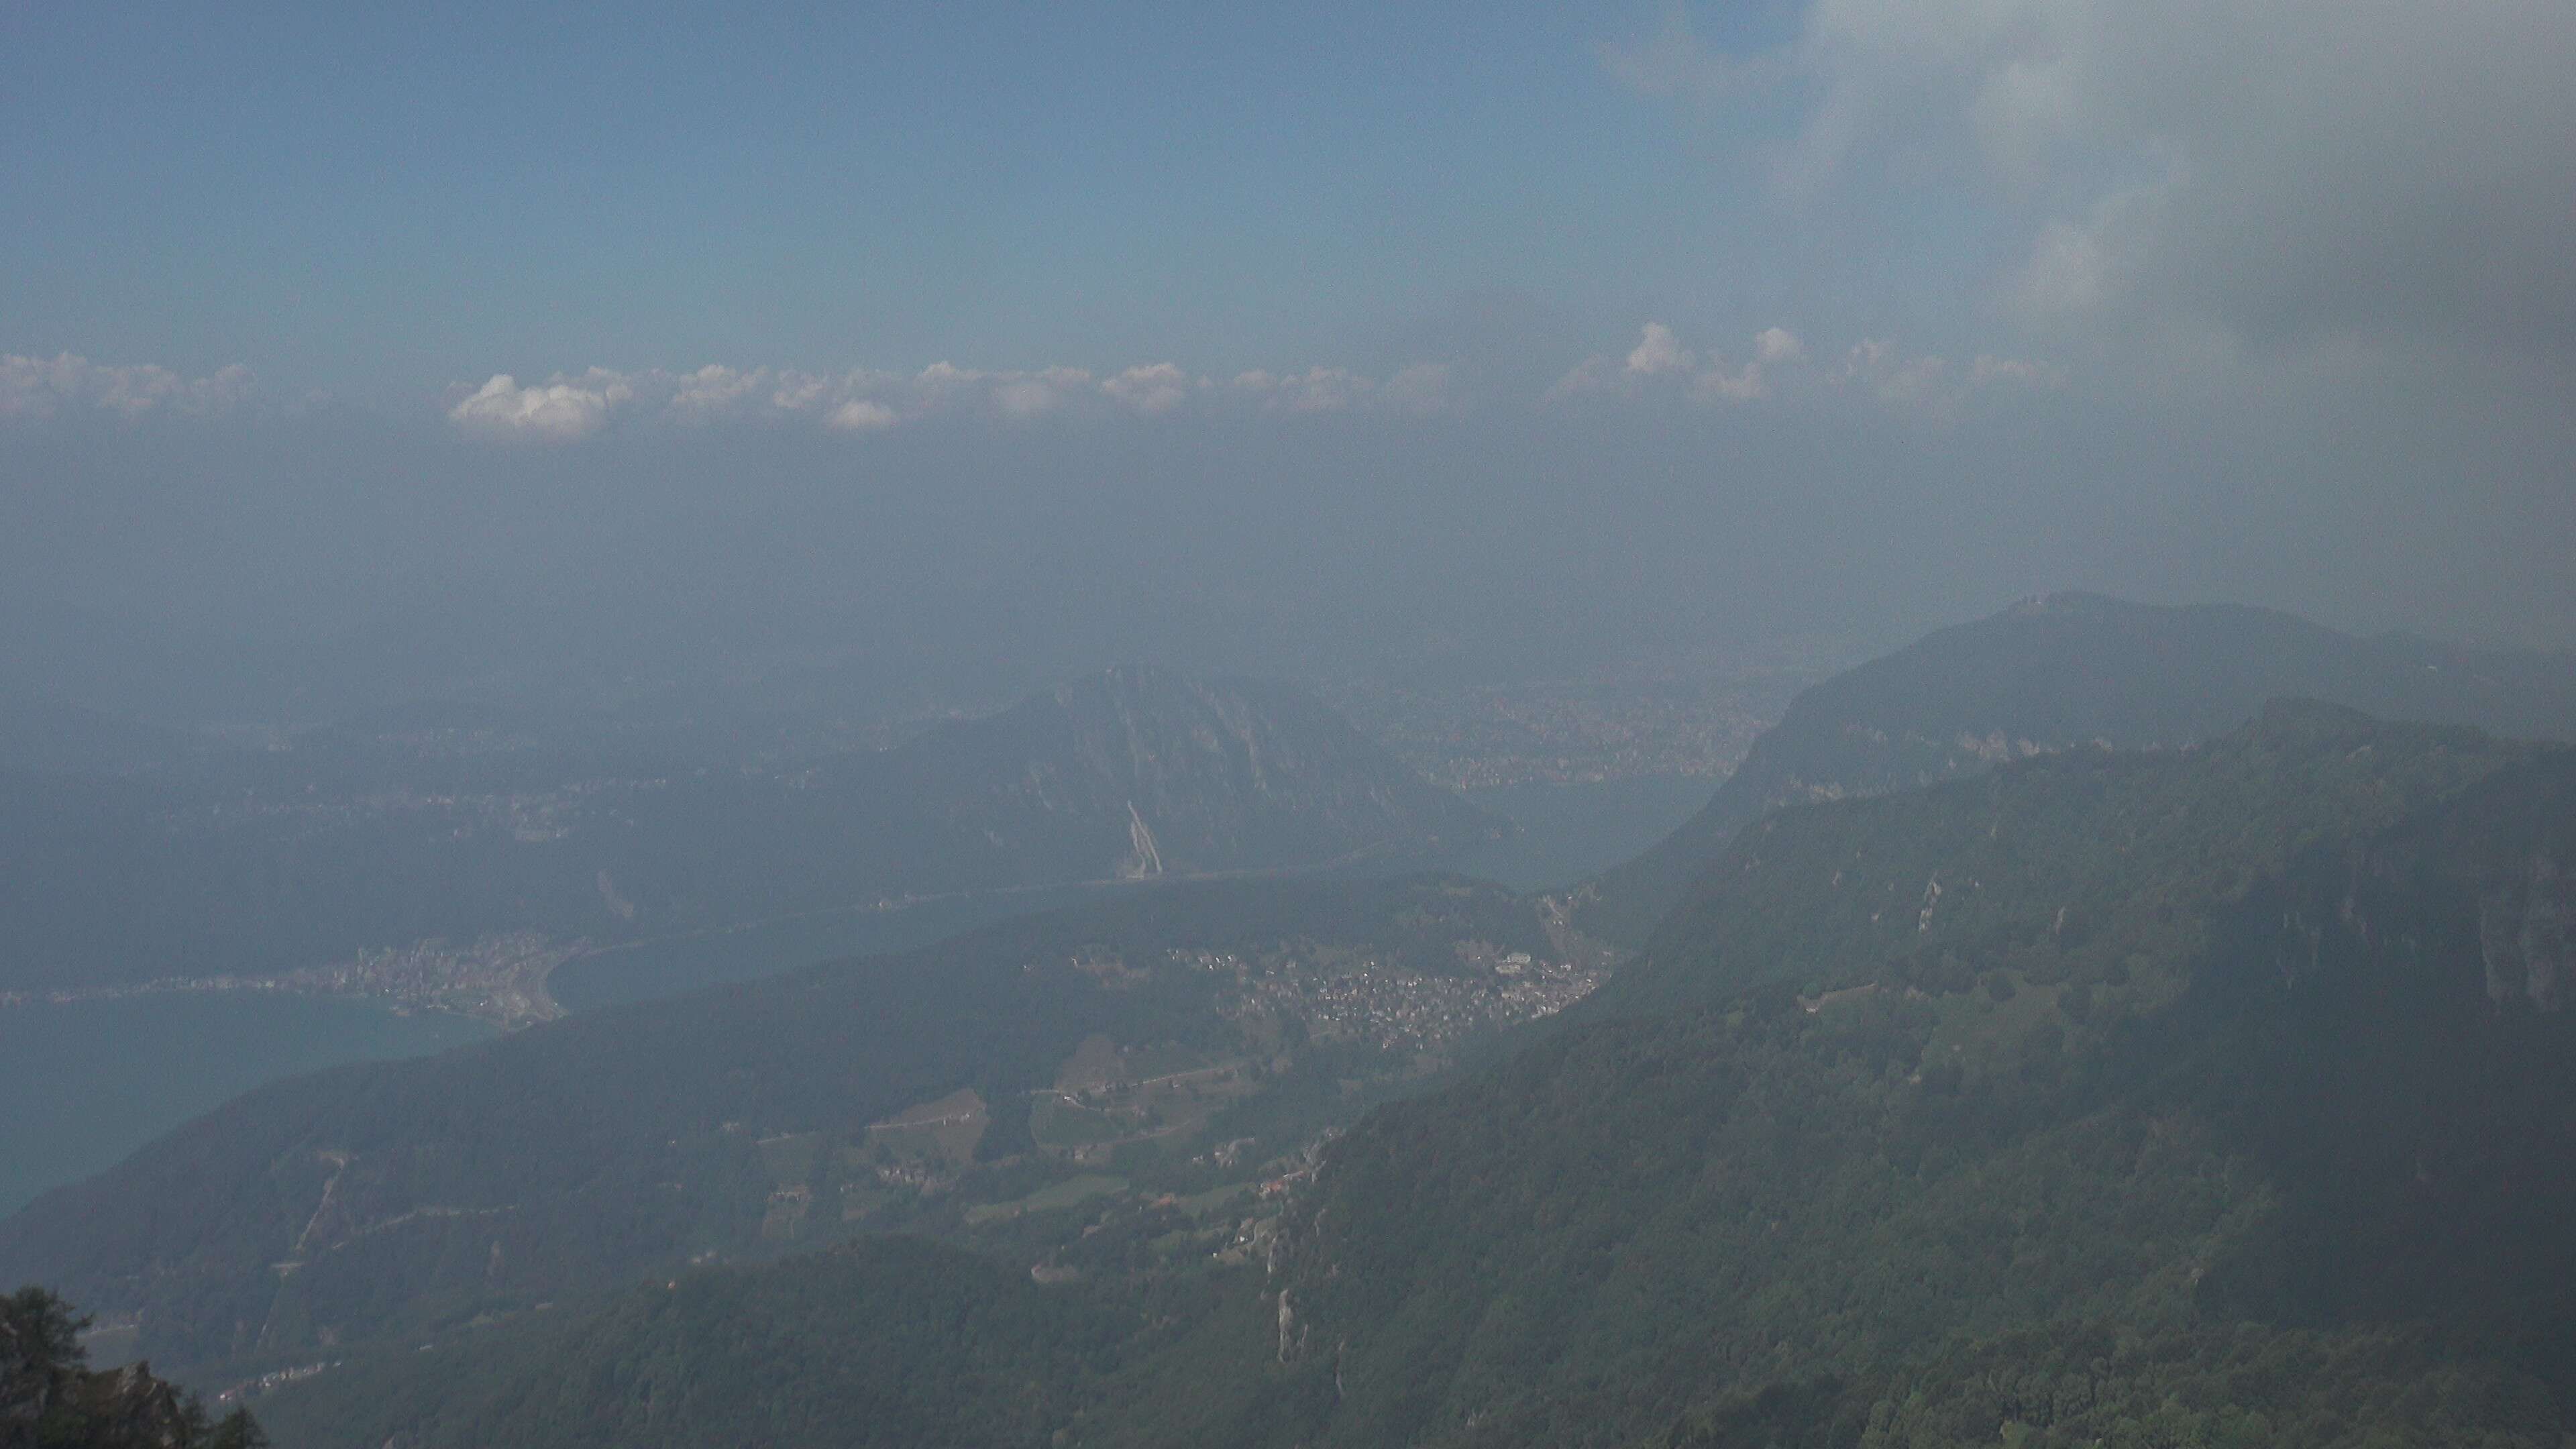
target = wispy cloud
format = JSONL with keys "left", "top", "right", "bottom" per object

{"left": 1, "top": 352, "right": 254, "bottom": 422}
{"left": 826, "top": 398, "right": 900, "bottom": 433}
{"left": 1550, "top": 321, "right": 2057, "bottom": 415}
{"left": 1595, "top": 2, "right": 1784, "bottom": 105}
{"left": 1607, "top": 0, "right": 2576, "bottom": 364}
{"left": 444, "top": 355, "right": 1456, "bottom": 440}
{"left": 1101, "top": 363, "right": 1197, "bottom": 416}
{"left": 1837, "top": 338, "right": 2065, "bottom": 416}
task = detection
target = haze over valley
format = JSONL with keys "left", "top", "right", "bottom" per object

{"left": 6, "top": 3, "right": 2575, "bottom": 1446}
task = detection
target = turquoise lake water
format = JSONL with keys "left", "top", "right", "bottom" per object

{"left": 0, "top": 994, "right": 492, "bottom": 1217}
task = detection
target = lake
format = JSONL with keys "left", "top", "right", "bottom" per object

{"left": 550, "top": 883, "right": 1114, "bottom": 1012}
{"left": 555, "top": 775, "right": 1713, "bottom": 1008}
{"left": 0, "top": 773, "right": 1712, "bottom": 1216}
{"left": 1452, "top": 773, "right": 1712, "bottom": 892}
{"left": 0, "top": 994, "right": 492, "bottom": 1217}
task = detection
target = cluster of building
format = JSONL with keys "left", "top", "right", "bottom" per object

{"left": 3, "top": 930, "right": 584, "bottom": 1028}
{"left": 276, "top": 931, "right": 586, "bottom": 1027}
{"left": 1221, "top": 949, "right": 1603, "bottom": 1057}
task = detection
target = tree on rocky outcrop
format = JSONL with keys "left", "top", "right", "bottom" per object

{"left": 2, "top": 1285, "right": 264, "bottom": 1448}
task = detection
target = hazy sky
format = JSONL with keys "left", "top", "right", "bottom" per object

{"left": 5, "top": 1, "right": 2571, "bottom": 716}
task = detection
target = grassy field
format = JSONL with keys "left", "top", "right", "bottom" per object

{"left": 964, "top": 1173, "right": 1128, "bottom": 1225}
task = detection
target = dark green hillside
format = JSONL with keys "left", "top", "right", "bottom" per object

{"left": 1248, "top": 720, "right": 2576, "bottom": 1448}
{"left": 0, "top": 874, "right": 1553, "bottom": 1379}
{"left": 252, "top": 1236, "right": 1139, "bottom": 1449}
{"left": 254, "top": 1236, "right": 1309, "bottom": 1449}
{"left": 1639, "top": 1323, "right": 2563, "bottom": 1449}
{"left": 1579, "top": 594, "right": 2576, "bottom": 946}
{"left": 1597, "top": 700, "right": 2513, "bottom": 1019}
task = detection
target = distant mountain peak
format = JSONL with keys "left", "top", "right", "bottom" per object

{"left": 870, "top": 664, "right": 1503, "bottom": 885}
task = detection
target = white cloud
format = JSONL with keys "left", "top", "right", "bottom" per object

{"left": 1837, "top": 337, "right": 2064, "bottom": 413}
{"left": 1694, "top": 363, "right": 1769, "bottom": 403}
{"left": 994, "top": 366, "right": 1103, "bottom": 420}
{"left": 1232, "top": 367, "right": 1375, "bottom": 413}
{"left": 1379, "top": 362, "right": 1455, "bottom": 416}
{"left": 1842, "top": 338, "right": 1895, "bottom": 375}
{"left": 1754, "top": 327, "right": 1806, "bottom": 365}
{"left": 451, "top": 362, "right": 894, "bottom": 437}
{"left": 991, "top": 378, "right": 1065, "bottom": 419}
{"left": 768, "top": 373, "right": 833, "bottom": 413}
{"left": 447, "top": 370, "right": 633, "bottom": 441}
{"left": 1210, "top": 363, "right": 1453, "bottom": 415}
{"left": 1551, "top": 323, "right": 1829, "bottom": 406}
{"left": 1543, "top": 356, "right": 1620, "bottom": 399}
{"left": 1, "top": 352, "right": 254, "bottom": 422}
{"left": 1102, "top": 363, "right": 1196, "bottom": 416}
{"left": 1597, "top": 1, "right": 1785, "bottom": 103}
{"left": 664, "top": 364, "right": 772, "bottom": 422}
{"left": 1776, "top": 0, "right": 2576, "bottom": 358}
{"left": 445, "top": 354, "right": 1460, "bottom": 438}
{"left": 1970, "top": 354, "right": 2065, "bottom": 388}
{"left": 914, "top": 362, "right": 985, "bottom": 391}
{"left": 826, "top": 398, "right": 900, "bottom": 433}
{"left": 1625, "top": 321, "right": 1695, "bottom": 376}
{"left": 1548, "top": 323, "right": 1701, "bottom": 398}
{"left": 1551, "top": 322, "right": 2056, "bottom": 415}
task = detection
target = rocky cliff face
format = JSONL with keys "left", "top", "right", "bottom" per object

{"left": 2160, "top": 751, "right": 2576, "bottom": 1350}
{"left": 2481, "top": 853, "right": 2573, "bottom": 1010}
{"left": 2250, "top": 753, "right": 2576, "bottom": 1012}
{"left": 3, "top": 1287, "right": 250, "bottom": 1448}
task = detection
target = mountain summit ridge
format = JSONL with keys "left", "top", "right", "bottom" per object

{"left": 1576, "top": 594, "right": 2576, "bottom": 945}
{"left": 890, "top": 663, "right": 1507, "bottom": 881}
{"left": 0, "top": 665, "right": 1501, "bottom": 996}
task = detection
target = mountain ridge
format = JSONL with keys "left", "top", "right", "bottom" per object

{"left": 1246, "top": 715, "right": 2576, "bottom": 1447}
{"left": 0, "top": 665, "right": 1503, "bottom": 997}
{"left": 1575, "top": 594, "right": 2576, "bottom": 947}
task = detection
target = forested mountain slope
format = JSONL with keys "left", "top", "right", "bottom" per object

{"left": 251, "top": 1236, "right": 1148, "bottom": 1449}
{"left": 239, "top": 707, "right": 2576, "bottom": 1449}
{"left": 1246, "top": 709, "right": 2576, "bottom": 1446}
{"left": 1578, "top": 594, "right": 2576, "bottom": 946}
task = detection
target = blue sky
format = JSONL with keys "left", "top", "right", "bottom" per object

{"left": 3, "top": 1, "right": 2573, "bottom": 704}
{"left": 2, "top": 2, "right": 1864, "bottom": 402}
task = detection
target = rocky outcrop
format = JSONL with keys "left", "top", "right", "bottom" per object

{"left": 2481, "top": 853, "right": 2573, "bottom": 1010}
{"left": 3, "top": 1285, "right": 258, "bottom": 1448}
{"left": 2243, "top": 753, "right": 2576, "bottom": 1014}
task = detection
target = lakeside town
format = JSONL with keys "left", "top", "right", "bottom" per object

{"left": 0, "top": 931, "right": 585, "bottom": 1029}
{"left": 1180, "top": 938, "right": 1606, "bottom": 1059}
